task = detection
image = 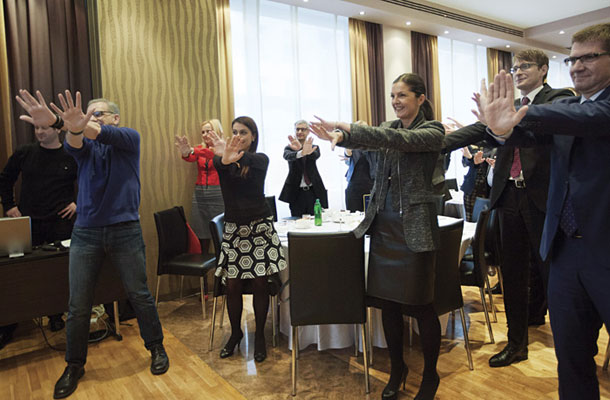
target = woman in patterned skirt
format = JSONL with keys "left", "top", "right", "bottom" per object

{"left": 205, "top": 116, "right": 286, "bottom": 363}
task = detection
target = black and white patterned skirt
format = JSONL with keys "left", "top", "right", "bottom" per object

{"left": 215, "top": 216, "right": 286, "bottom": 283}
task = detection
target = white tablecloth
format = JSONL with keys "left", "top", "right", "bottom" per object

{"left": 277, "top": 216, "right": 476, "bottom": 351}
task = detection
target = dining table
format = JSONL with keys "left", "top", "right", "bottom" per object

{"left": 275, "top": 212, "right": 476, "bottom": 351}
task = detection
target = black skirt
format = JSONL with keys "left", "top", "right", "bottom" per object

{"left": 367, "top": 195, "right": 436, "bottom": 305}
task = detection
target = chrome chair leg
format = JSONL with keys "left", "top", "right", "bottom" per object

{"left": 409, "top": 316, "right": 413, "bottom": 347}
{"left": 291, "top": 326, "right": 298, "bottom": 396}
{"left": 219, "top": 296, "right": 226, "bottom": 328}
{"left": 353, "top": 325, "right": 359, "bottom": 356}
{"left": 209, "top": 297, "right": 218, "bottom": 351}
{"left": 485, "top": 275, "right": 497, "bottom": 322}
{"left": 459, "top": 307, "right": 474, "bottom": 370}
{"left": 180, "top": 275, "right": 184, "bottom": 300}
{"left": 155, "top": 275, "right": 161, "bottom": 306}
{"left": 367, "top": 307, "right": 373, "bottom": 366}
{"left": 200, "top": 277, "right": 206, "bottom": 320}
{"left": 497, "top": 267, "right": 505, "bottom": 295}
{"left": 480, "top": 287, "right": 495, "bottom": 343}
{"left": 361, "top": 323, "right": 370, "bottom": 394}
{"left": 272, "top": 295, "right": 278, "bottom": 347}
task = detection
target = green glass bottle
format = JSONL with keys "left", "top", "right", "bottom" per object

{"left": 314, "top": 199, "right": 322, "bottom": 226}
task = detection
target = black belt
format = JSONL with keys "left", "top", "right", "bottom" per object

{"left": 509, "top": 179, "right": 526, "bottom": 189}
{"left": 300, "top": 186, "right": 312, "bottom": 191}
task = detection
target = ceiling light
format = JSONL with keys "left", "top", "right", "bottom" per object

{"left": 303, "top": 0, "right": 308, "bottom": 2}
{"left": 444, "top": 30, "right": 449, "bottom": 34}
{"left": 406, "top": 21, "right": 411, "bottom": 26}
{"left": 559, "top": 30, "right": 565, "bottom": 34}
{"left": 505, "top": 45, "right": 510, "bottom": 48}
{"left": 359, "top": 11, "right": 365, "bottom": 15}
{"left": 477, "top": 38, "right": 482, "bottom": 42}
{"left": 552, "top": 55, "right": 557, "bottom": 59}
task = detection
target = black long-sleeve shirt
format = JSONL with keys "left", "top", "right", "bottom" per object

{"left": 0, "top": 143, "right": 77, "bottom": 219}
{"left": 213, "top": 152, "right": 271, "bottom": 224}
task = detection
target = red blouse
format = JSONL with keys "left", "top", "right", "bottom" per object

{"left": 182, "top": 145, "right": 220, "bottom": 186}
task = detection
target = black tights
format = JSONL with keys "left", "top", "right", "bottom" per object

{"left": 225, "top": 277, "right": 269, "bottom": 349}
{"left": 381, "top": 300, "right": 440, "bottom": 391}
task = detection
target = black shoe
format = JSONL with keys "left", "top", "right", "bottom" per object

{"left": 254, "top": 332, "right": 266, "bottom": 363}
{"left": 528, "top": 316, "right": 546, "bottom": 326}
{"left": 414, "top": 372, "right": 440, "bottom": 400}
{"left": 489, "top": 343, "right": 528, "bottom": 367}
{"left": 487, "top": 282, "right": 502, "bottom": 295}
{"left": 53, "top": 365, "right": 84, "bottom": 399}
{"left": 150, "top": 344, "right": 169, "bottom": 375}
{"left": 0, "top": 324, "right": 17, "bottom": 350}
{"left": 49, "top": 315, "right": 65, "bottom": 332}
{"left": 381, "top": 363, "right": 408, "bottom": 400}
{"left": 220, "top": 332, "right": 243, "bottom": 359}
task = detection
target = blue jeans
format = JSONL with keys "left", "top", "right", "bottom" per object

{"left": 65, "top": 221, "right": 163, "bottom": 366}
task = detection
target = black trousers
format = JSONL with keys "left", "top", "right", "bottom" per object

{"left": 497, "top": 184, "right": 549, "bottom": 348}
{"left": 288, "top": 188, "right": 316, "bottom": 217}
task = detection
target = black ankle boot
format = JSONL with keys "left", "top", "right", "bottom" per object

{"left": 220, "top": 332, "right": 243, "bottom": 358}
{"left": 381, "top": 363, "right": 408, "bottom": 400}
{"left": 414, "top": 372, "right": 439, "bottom": 400}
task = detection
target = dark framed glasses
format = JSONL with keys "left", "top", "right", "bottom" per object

{"left": 563, "top": 52, "right": 610, "bottom": 67}
{"left": 92, "top": 111, "right": 114, "bottom": 117}
{"left": 509, "top": 63, "right": 538, "bottom": 74}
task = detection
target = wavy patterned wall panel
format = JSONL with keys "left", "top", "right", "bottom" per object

{"left": 97, "top": 0, "right": 220, "bottom": 295}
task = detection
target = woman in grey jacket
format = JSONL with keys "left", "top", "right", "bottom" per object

{"left": 310, "top": 73, "right": 444, "bottom": 400}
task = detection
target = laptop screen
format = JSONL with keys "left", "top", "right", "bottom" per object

{"left": 0, "top": 216, "right": 32, "bottom": 257}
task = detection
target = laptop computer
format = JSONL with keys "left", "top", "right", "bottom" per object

{"left": 0, "top": 216, "right": 32, "bottom": 257}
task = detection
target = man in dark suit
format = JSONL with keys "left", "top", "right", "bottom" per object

{"left": 480, "top": 23, "right": 610, "bottom": 399}
{"left": 279, "top": 120, "right": 328, "bottom": 216}
{"left": 444, "top": 49, "right": 573, "bottom": 368}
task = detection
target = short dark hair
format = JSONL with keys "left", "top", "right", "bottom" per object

{"left": 514, "top": 49, "right": 549, "bottom": 81}
{"left": 572, "top": 23, "right": 610, "bottom": 52}
{"left": 232, "top": 116, "right": 259, "bottom": 153}
{"left": 392, "top": 73, "right": 435, "bottom": 121}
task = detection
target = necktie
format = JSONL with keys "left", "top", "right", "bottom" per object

{"left": 302, "top": 159, "right": 311, "bottom": 186}
{"left": 509, "top": 97, "right": 530, "bottom": 179}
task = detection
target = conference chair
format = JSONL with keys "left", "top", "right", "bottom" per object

{"left": 265, "top": 195, "right": 278, "bottom": 222}
{"left": 446, "top": 178, "right": 458, "bottom": 191}
{"left": 459, "top": 209, "right": 495, "bottom": 344}
{"left": 288, "top": 231, "right": 370, "bottom": 396}
{"left": 207, "top": 213, "right": 280, "bottom": 352}
{"left": 153, "top": 206, "right": 216, "bottom": 321}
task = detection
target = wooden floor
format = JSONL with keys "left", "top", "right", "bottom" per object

{"left": 1, "top": 284, "right": 610, "bottom": 399}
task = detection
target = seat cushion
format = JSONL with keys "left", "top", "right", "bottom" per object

{"left": 163, "top": 253, "right": 215, "bottom": 276}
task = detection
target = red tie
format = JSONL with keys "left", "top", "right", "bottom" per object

{"left": 509, "top": 97, "right": 530, "bottom": 178}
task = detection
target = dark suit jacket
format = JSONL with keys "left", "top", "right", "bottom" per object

{"left": 278, "top": 145, "right": 328, "bottom": 208}
{"left": 444, "top": 84, "right": 574, "bottom": 211}
{"left": 504, "top": 86, "right": 610, "bottom": 261}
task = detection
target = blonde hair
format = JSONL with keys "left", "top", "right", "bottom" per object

{"left": 201, "top": 119, "right": 224, "bottom": 135}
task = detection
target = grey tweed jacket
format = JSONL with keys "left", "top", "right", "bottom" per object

{"left": 340, "top": 111, "right": 445, "bottom": 252}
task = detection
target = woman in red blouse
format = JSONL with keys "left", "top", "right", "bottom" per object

{"left": 175, "top": 119, "right": 225, "bottom": 252}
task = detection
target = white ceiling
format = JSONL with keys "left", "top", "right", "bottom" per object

{"left": 271, "top": 0, "right": 610, "bottom": 56}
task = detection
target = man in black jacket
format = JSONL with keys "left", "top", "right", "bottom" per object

{"left": 279, "top": 120, "right": 328, "bottom": 216}
{"left": 444, "top": 49, "right": 573, "bottom": 367}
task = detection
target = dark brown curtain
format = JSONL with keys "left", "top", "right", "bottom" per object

{"left": 487, "top": 48, "right": 512, "bottom": 84}
{"left": 3, "top": 0, "right": 92, "bottom": 150}
{"left": 410, "top": 31, "right": 441, "bottom": 120}
{"left": 364, "top": 21, "right": 385, "bottom": 127}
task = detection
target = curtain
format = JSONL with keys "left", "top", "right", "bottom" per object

{"left": 0, "top": 0, "right": 11, "bottom": 168}
{"left": 364, "top": 21, "right": 385, "bottom": 127}
{"left": 487, "top": 48, "right": 513, "bottom": 85}
{"left": 3, "top": 0, "right": 92, "bottom": 150}
{"left": 348, "top": 18, "right": 371, "bottom": 125}
{"left": 216, "top": 0, "right": 234, "bottom": 138}
{"left": 411, "top": 31, "right": 441, "bottom": 120}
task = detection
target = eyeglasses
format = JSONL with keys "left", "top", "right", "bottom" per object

{"left": 295, "top": 127, "right": 308, "bottom": 132}
{"left": 563, "top": 52, "right": 610, "bottom": 67}
{"left": 509, "top": 63, "right": 538, "bottom": 74}
{"left": 92, "top": 111, "right": 114, "bottom": 117}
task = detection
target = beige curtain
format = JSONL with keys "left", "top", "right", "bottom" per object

{"left": 216, "top": 0, "right": 234, "bottom": 138}
{"left": 487, "top": 48, "right": 513, "bottom": 86}
{"left": 348, "top": 19, "right": 371, "bottom": 125}
{"left": 0, "top": 0, "right": 12, "bottom": 170}
{"left": 411, "top": 31, "right": 441, "bottom": 120}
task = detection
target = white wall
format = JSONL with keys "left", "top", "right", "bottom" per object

{"left": 382, "top": 25, "right": 412, "bottom": 122}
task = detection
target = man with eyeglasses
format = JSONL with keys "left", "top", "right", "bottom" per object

{"left": 444, "top": 49, "right": 573, "bottom": 368}
{"left": 14, "top": 91, "right": 169, "bottom": 399}
{"left": 478, "top": 23, "right": 610, "bottom": 399}
{"left": 279, "top": 119, "right": 328, "bottom": 216}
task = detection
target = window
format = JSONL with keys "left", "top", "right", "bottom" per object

{"left": 230, "top": 0, "right": 352, "bottom": 216}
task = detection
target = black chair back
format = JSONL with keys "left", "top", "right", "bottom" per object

{"left": 484, "top": 208, "right": 502, "bottom": 266}
{"left": 446, "top": 178, "right": 458, "bottom": 191}
{"left": 209, "top": 213, "right": 225, "bottom": 259}
{"left": 472, "top": 197, "right": 490, "bottom": 222}
{"left": 288, "top": 232, "right": 365, "bottom": 326}
{"left": 461, "top": 209, "right": 490, "bottom": 288}
{"left": 154, "top": 206, "right": 189, "bottom": 275}
{"left": 433, "top": 219, "right": 464, "bottom": 315}
{"left": 265, "top": 195, "right": 278, "bottom": 222}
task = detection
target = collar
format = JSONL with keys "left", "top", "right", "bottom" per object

{"left": 522, "top": 85, "right": 544, "bottom": 103}
{"left": 580, "top": 88, "right": 606, "bottom": 103}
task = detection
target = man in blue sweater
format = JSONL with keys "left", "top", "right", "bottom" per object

{"left": 15, "top": 89, "right": 169, "bottom": 399}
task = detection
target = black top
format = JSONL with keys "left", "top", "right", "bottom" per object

{"left": 0, "top": 143, "right": 77, "bottom": 219}
{"left": 213, "top": 152, "right": 271, "bottom": 224}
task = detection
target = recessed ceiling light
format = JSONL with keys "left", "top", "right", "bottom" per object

{"left": 303, "top": 0, "right": 308, "bottom": 2}
{"left": 359, "top": 11, "right": 365, "bottom": 15}
{"left": 444, "top": 30, "right": 449, "bottom": 34}
{"left": 477, "top": 38, "right": 482, "bottom": 42}
{"left": 406, "top": 21, "right": 411, "bottom": 26}
{"left": 506, "top": 44, "right": 510, "bottom": 48}
{"left": 552, "top": 55, "right": 557, "bottom": 59}
{"left": 559, "top": 30, "right": 565, "bottom": 34}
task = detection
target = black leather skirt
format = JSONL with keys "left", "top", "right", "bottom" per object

{"left": 367, "top": 193, "right": 436, "bottom": 305}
